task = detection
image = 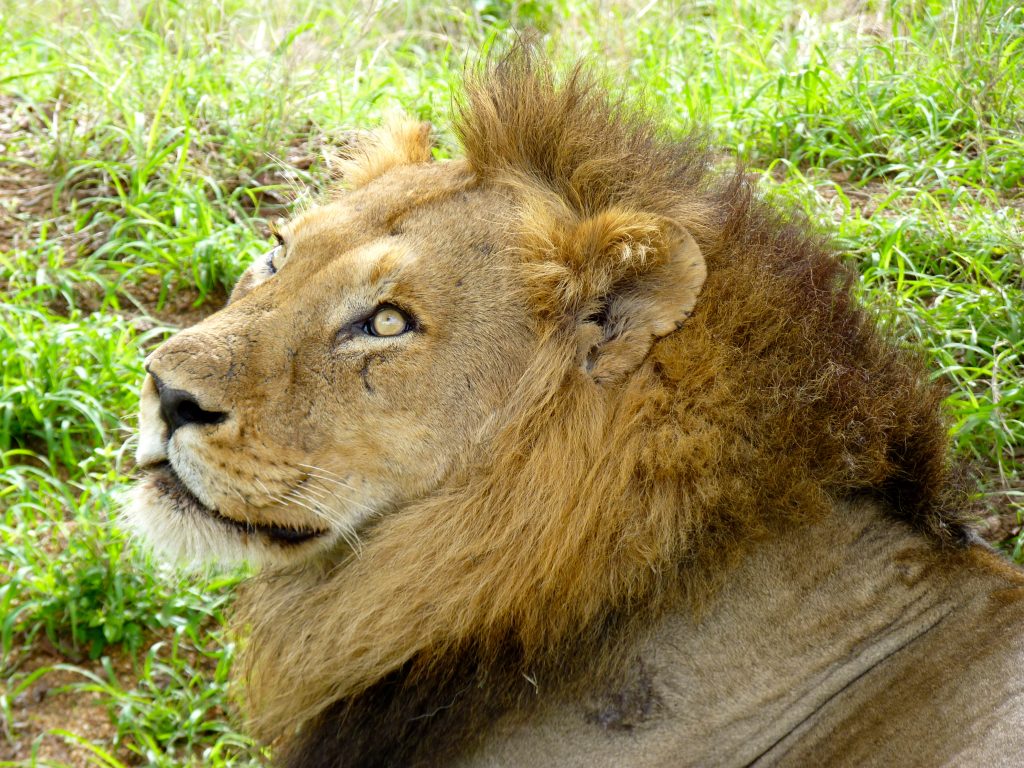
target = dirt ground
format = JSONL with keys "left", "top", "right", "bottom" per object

{"left": 0, "top": 645, "right": 135, "bottom": 767}
{"left": 0, "top": 95, "right": 57, "bottom": 255}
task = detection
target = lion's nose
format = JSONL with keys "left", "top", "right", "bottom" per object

{"left": 151, "top": 373, "right": 228, "bottom": 437}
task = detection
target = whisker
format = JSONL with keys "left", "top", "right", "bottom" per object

{"left": 286, "top": 490, "right": 364, "bottom": 554}
{"left": 303, "top": 477, "right": 376, "bottom": 515}
{"left": 300, "top": 468, "right": 359, "bottom": 489}
{"left": 297, "top": 463, "right": 361, "bottom": 489}
{"left": 297, "top": 462, "right": 345, "bottom": 478}
{"left": 296, "top": 484, "right": 368, "bottom": 555}
{"left": 284, "top": 491, "right": 337, "bottom": 527}
{"left": 242, "top": 467, "right": 374, "bottom": 555}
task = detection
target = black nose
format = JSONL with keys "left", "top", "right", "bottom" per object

{"left": 152, "top": 374, "right": 228, "bottom": 437}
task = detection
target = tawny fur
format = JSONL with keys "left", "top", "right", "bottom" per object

{"left": 331, "top": 113, "right": 434, "bottom": 189}
{"left": 233, "top": 48, "right": 970, "bottom": 756}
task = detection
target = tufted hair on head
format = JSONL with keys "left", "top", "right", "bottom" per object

{"left": 332, "top": 113, "right": 434, "bottom": 188}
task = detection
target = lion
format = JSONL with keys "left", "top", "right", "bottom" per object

{"left": 122, "top": 48, "right": 1024, "bottom": 767}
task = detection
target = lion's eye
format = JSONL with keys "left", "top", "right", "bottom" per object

{"left": 366, "top": 306, "right": 411, "bottom": 337}
{"left": 266, "top": 246, "right": 281, "bottom": 275}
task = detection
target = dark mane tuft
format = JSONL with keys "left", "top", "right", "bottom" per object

{"left": 455, "top": 42, "right": 969, "bottom": 545}
{"left": 456, "top": 46, "right": 713, "bottom": 225}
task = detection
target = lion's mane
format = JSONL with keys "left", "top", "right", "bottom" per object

{"left": 236, "top": 48, "right": 969, "bottom": 766}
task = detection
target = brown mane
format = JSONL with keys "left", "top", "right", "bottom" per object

{"left": 236, "top": 47, "right": 971, "bottom": 767}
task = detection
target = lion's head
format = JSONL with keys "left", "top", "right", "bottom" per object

{"left": 124, "top": 49, "right": 968, "bottom": 762}
{"left": 123, "top": 127, "right": 542, "bottom": 565}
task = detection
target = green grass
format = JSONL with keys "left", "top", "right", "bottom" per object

{"left": 1, "top": 0, "right": 1021, "bottom": 764}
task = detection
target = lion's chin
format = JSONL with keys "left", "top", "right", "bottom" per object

{"left": 118, "top": 465, "right": 334, "bottom": 569}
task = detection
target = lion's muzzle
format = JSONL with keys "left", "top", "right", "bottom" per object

{"left": 151, "top": 371, "right": 228, "bottom": 438}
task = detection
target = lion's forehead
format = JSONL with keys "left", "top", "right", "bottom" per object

{"left": 286, "top": 199, "right": 363, "bottom": 240}
{"left": 288, "top": 159, "right": 480, "bottom": 237}
{"left": 289, "top": 231, "right": 419, "bottom": 290}
{"left": 279, "top": 175, "right": 513, "bottom": 298}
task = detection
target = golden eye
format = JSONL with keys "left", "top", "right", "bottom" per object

{"left": 369, "top": 306, "right": 409, "bottom": 337}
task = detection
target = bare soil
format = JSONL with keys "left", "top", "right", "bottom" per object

{"left": 0, "top": 94, "right": 57, "bottom": 255}
{"left": 121, "top": 272, "right": 229, "bottom": 330}
{"left": 1, "top": 628, "right": 232, "bottom": 767}
{"left": 0, "top": 644, "right": 135, "bottom": 767}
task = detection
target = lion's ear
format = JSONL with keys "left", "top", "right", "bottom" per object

{"left": 331, "top": 114, "right": 433, "bottom": 188}
{"left": 520, "top": 202, "right": 706, "bottom": 384}
{"left": 576, "top": 219, "right": 706, "bottom": 385}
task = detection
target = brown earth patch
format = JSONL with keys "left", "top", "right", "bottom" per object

{"left": 973, "top": 482, "right": 1024, "bottom": 548}
{"left": 1, "top": 626, "right": 239, "bottom": 767}
{"left": 0, "top": 93, "right": 57, "bottom": 255}
{"left": 122, "top": 272, "right": 229, "bottom": 330}
{"left": 0, "top": 643, "right": 133, "bottom": 767}
{"left": 817, "top": 171, "right": 892, "bottom": 219}
{"left": 0, "top": 93, "right": 110, "bottom": 262}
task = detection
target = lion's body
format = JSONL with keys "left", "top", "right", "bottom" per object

{"left": 278, "top": 499, "right": 1024, "bottom": 768}
{"left": 452, "top": 501, "right": 1024, "bottom": 767}
{"left": 124, "top": 48, "right": 1024, "bottom": 767}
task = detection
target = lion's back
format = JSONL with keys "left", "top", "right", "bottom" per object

{"left": 454, "top": 500, "right": 1024, "bottom": 768}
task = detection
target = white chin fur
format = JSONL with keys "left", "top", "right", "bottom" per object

{"left": 118, "top": 482, "right": 332, "bottom": 569}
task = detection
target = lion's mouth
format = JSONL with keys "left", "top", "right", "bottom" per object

{"left": 148, "top": 461, "right": 327, "bottom": 545}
